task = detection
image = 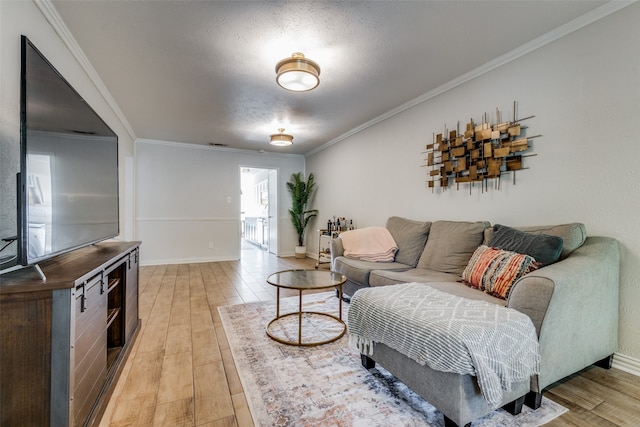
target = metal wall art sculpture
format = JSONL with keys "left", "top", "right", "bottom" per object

{"left": 424, "top": 101, "right": 540, "bottom": 194}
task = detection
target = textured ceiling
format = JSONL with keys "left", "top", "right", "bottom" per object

{"left": 51, "top": 0, "right": 607, "bottom": 155}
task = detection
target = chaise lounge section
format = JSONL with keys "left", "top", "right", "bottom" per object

{"left": 331, "top": 217, "right": 620, "bottom": 426}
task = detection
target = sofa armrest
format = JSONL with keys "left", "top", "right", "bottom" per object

{"left": 330, "top": 238, "right": 344, "bottom": 270}
{"left": 507, "top": 236, "right": 620, "bottom": 391}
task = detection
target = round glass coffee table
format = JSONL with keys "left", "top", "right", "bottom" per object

{"left": 266, "top": 269, "right": 347, "bottom": 346}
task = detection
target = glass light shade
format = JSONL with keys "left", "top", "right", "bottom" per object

{"left": 270, "top": 129, "right": 294, "bottom": 146}
{"left": 275, "top": 53, "right": 320, "bottom": 92}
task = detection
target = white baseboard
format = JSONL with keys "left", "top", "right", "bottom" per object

{"left": 140, "top": 252, "right": 318, "bottom": 265}
{"left": 140, "top": 256, "right": 238, "bottom": 266}
{"left": 271, "top": 252, "right": 316, "bottom": 258}
{"left": 612, "top": 352, "right": 640, "bottom": 377}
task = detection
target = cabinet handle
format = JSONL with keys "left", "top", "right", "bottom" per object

{"left": 81, "top": 294, "right": 87, "bottom": 313}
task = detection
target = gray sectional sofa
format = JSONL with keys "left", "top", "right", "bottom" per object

{"left": 331, "top": 217, "right": 620, "bottom": 427}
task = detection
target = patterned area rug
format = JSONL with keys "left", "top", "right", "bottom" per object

{"left": 218, "top": 292, "right": 567, "bottom": 427}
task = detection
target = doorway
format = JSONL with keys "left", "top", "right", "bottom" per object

{"left": 240, "top": 167, "right": 278, "bottom": 256}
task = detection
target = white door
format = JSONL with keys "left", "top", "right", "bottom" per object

{"left": 268, "top": 169, "right": 278, "bottom": 255}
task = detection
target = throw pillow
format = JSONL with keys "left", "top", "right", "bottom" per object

{"left": 417, "top": 221, "right": 491, "bottom": 275}
{"left": 462, "top": 245, "right": 539, "bottom": 299}
{"left": 385, "top": 216, "right": 431, "bottom": 267}
{"left": 489, "top": 224, "right": 563, "bottom": 266}
{"left": 515, "top": 223, "right": 586, "bottom": 259}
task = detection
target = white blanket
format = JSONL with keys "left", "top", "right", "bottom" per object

{"left": 348, "top": 282, "right": 540, "bottom": 408}
{"left": 340, "top": 227, "right": 398, "bottom": 262}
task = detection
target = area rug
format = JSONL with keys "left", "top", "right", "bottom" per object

{"left": 218, "top": 292, "right": 567, "bottom": 427}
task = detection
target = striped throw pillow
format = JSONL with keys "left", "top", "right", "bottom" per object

{"left": 462, "top": 245, "right": 539, "bottom": 299}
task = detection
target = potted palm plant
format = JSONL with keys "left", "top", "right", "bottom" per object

{"left": 286, "top": 172, "right": 318, "bottom": 258}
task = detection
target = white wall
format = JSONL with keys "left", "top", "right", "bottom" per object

{"left": 306, "top": 4, "right": 640, "bottom": 366}
{"left": 0, "top": 1, "right": 136, "bottom": 264}
{"left": 136, "top": 139, "right": 304, "bottom": 265}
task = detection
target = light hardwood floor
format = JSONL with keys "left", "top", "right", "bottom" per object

{"left": 100, "top": 244, "right": 640, "bottom": 427}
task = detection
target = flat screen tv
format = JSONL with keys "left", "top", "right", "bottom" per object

{"left": 17, "top": 35, "right": 119, "bottom": 268}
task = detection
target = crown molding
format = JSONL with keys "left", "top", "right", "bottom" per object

{"left": 305, "top": 1, "right": 637, "bottom": 158}
{"left": 136, "top": 138, "right": 305, "bottom": 159}
{"left": 34, "top": 0, "right": 137, "bottom": 142}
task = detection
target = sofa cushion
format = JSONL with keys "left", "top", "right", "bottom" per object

{"left": 427, "top": 281, "right": 508, "bottom": 306}
{"left": 368, "top": 268, "right": 507, "bottom": 305}
{"left": 484, "top": 223, "right": 587, "bottom": 260}
{"left": 417, "top": 220, "right": 490, "bottom": 275}
{"left": 368, "top": 268, "right": 462, "bottom": 287}
{"left": 333, "top": 256, "right": 411, "bottom": 287}
{"left": 462, "top": 245, "right": 539, "bottom": 299}
{"left": 517, "top": 223, "right": 587, "bottom": 259}
{"left": 489, "top": 224, "right": 563, "bottom": 265}
{"left": 385, "top": 216, "right": 431, "bottom": 267}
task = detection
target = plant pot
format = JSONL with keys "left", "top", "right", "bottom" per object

{"left": 295, "top": 245, "right": 307, "bottom": 259}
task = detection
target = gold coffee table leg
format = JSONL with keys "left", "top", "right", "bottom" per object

{"left": 298, "top": 290, "right": 303, "bottom": 345}
{"left": 265, "top": 269, "right": 347, "bottom": 346}
{"left": 266, "top": 311, "right": 346, "bottom": 346}
{"left": 266, "top": 288, "right": 346, "bottom": 347}
{"left": 338, "top": 284, "right": 343, "bottom": 321}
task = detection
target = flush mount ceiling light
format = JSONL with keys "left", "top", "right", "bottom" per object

{"left": 270, "top": 128, "right": 294, "bottom": 146}
{"left": 275, "top": 52, "right": 320, "bottom": 92}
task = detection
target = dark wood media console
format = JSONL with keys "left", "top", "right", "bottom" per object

{"left": 0, "top": 241, "right": 141, "bottom": 426}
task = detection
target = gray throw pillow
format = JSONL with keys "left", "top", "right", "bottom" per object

{"left": 488, "top": 224, "right": 563, "bottom": 265}
{"left": 417, "top": 220, "right": 490, "bottom": 274}
{"left": 514, "top": 223, "right": 586, "bottom": 259}
{"left": 385, "top": 216, "right": 431, "bottom": 267}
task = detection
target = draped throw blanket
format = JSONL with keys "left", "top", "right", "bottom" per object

{"left": 348, "top": 283, "right": 540, "bottom": 408}
{"left": 340, "top": 226, "right": 398, "bottom": 262}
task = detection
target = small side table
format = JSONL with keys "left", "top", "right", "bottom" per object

{"left": 315, "top": 229, "right": 333, "bottom": 268}
{"left": 265, "top": 269, "right": 346, "bottom": 346}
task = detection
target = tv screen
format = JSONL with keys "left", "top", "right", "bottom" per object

{"left": 18, "top": 36, "right": 119, "bottom": 266}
